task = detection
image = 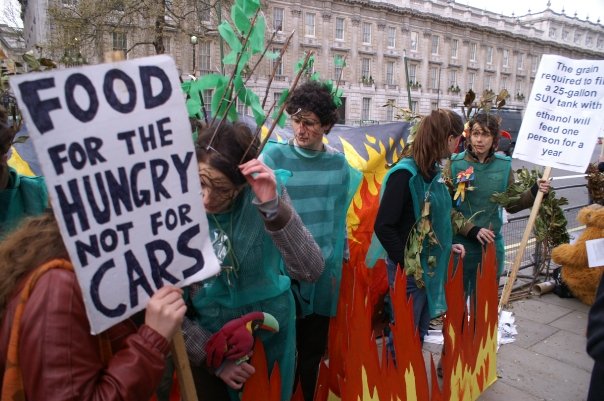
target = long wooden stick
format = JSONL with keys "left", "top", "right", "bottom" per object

{"left": 498, "top": 166, "right": 552, "bottom": 311}
{"left": 171, "top": 330, "right": 198, "bottom": 401}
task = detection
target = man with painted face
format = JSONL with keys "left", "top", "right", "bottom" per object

{"left": 262, "top": 80, "right": 361, "bottom": 401}
{"left": 0, "top": 106, "right": 48, "bottom": 238}
{"left": 447, "top": 113, "right": 550, "bottom": 297}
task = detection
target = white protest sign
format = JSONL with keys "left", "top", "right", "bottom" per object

{"left": 11, "top": 55, "right": 220, "bottom": 334}
{"left": 513, "top": 55, "right": 604, "bottom": 173}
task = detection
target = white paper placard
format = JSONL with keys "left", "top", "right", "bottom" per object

{"left": 513, "top": 55, "right": 604, "bottom": 173}
{"left": 586, "top": 238, "right": 604, "bottom": 268}
{"left": 11, "top": 55, "right": 220, "bottom": 334}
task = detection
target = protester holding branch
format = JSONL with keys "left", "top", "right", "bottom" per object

{"left": 447, "top": 113, "right": 550, "bottom": 296}
{"left": 262, "top": 80, "right": 361, "bottom": 401}
{"left": 183, "top": 121, "right": 324, "bottom": 401}
{"left": 373, "top": 109, "right": 466, "bottom": 343}
{"left": 0, "top": 212, "right": 186, "bottom": 401}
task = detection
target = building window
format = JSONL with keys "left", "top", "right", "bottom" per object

{"left": 562, "top": 30, "right": 569, "bottom": 40}
{"left": 586, "top": 36, "right": 593, "bottom": 47}
{"left": 163, "top": 37, "right": 171, "bottom": 53}
{"left": 387, "top": 27, "right": 396, "bottom": 48}
{"left": 410, "top": 31, "right": 419, "bottom": 51}
{"left": 531, "top": 56, "right": 539, "bottom": 72}
{"left": 361, "top": 58, "right": 370, "bottom": 80}
{"left": 486, "top": 46, "right": 493, "bottom": 64}
{"left": 271, "top": 47, "right": 283, "bottom": 76}
{"left": 451, "top": 38, "right": 458, "bottom": 58}
{"left": 237, "top": 100, "right": 249, "bottom": 116}
{"left": 430, "top": 67, "right": 439, "bottom": 89}
{"left": 468, "top": 72, "right": 475, "bottom": 90}
{"left": 549, "top": 27, "right": 557, "bottom": 38}
{"left": 574, "top": 33, "right": 582, "bottom": 44}
{"left": 410, "top": 100, "right": 418, "bottom": 112}
{"left": 469, "top": 42, "right": 477, "bottom": 61}
{"left": 305, "top": 13, "right": 315, "bottom": 37}
{"left": 199, "top": 4, "right": 211, "bottom": 22}
{"left": 362, "top": 97, "right": 371, "bottom": 120}
{"left": 273, "top": 7, "right": 284, "bottom": 32}
{"left": 362, "top": 23, "right": 372, "bottom": 44}
{"left": 431, "top": 35, "right": 439, "bottom": 55}
{"left": 408, "top": 63, "right": 417, "bottom": 84}
{"left": 484, "top": 75, "right": 492, "bottom": 91}
{"left": 502, "top": 49, "right": 509, "bottom": 67}
{"left": 431, "top": 101, "right": 439, "bottom": 110}
{"left": 501, "top": 76, "right": 508, "bottom": 90}
{"left": 199, "top": 41, "right": 211, "bottom": 74}
{"left": 335, "top": 17, "right": 344, "bottom": 40}
{"left": 386, "top": 100, "right": 394, "bottom": 121}
{"left": 203, "top": 90, "right": 213, "bottom": 116}
{"left": 517, "top": 53, "right": 524, "bottom": 70}
{"left": 386, "top": 61, "right": 394, "bottom": 85}
{"left": 449, "top": 70, "right": 458, "bottom": 87}
{"left": 334, "top": 55, "right": 344, "bottom": 81}
{"left": 273, "top": 92, "right": 282, "bottom": 105}
{"left": 112, "top": 32, "right": 127, "bottom": 54}
{"left": 516, "top": 79, "right": 523, "bottom": 95}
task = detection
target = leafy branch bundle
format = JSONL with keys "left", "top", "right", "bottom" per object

{"left": 491, "top": 167, "right": 570, "bottom": 248}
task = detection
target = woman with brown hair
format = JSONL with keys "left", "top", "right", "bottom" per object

{"left": 373, "top": 109, "right": 466, "bottom": 343}
{"left": 183, "top": 120, "right": 324, "bottom": 401}
{"left": 0, "top": 211, "right": 186, "bottom": 401}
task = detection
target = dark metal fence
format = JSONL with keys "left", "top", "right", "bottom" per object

{"left": 501, "top": 183, "right": 588, "bottom": 275}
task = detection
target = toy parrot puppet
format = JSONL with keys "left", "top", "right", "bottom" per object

{"left": 205, "top": 311, "right": 279, "bottom": 368}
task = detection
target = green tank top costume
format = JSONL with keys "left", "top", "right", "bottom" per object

{"left": 450, "top": 151, "right": 511, "bottom": 295}
{"left": 262, "top": 140, "right": 362, "bottom": 317}
{"left": 367, "top": 158, "right": 452, "bottom": 318}
{"left": 188, "top": 185, "right": 295, "bottom": 401}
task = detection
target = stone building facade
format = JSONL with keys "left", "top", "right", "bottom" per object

{"left": 16, "top": 0, "right": 604, "bottom": 123}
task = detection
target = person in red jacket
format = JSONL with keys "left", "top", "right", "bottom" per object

{"left": 0, "top": 211, "right": 186, "bottom": 401}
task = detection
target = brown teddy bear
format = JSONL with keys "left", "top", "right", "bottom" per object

{"left": 551, "top": 204, "right": 604, "bottom": 305}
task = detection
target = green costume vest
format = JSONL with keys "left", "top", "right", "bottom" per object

{"left": 0, "top": 167, "right": 48, "bottom": 238}
{"left": 450, "top": 151, "right": 511, "bottom": 295}
{"left": 189, "top": 185, "right": 295, "bottom": 401}
{"left": 262, "top": 141, "right": 362, "bottom": 317}
{"left": 367, "top": 158, "right": 452, "bottom": 318}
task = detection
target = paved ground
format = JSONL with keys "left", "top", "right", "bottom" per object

{"left": 479, "top": 293, "right": 593, "bottom": 401}
{"left": 421, "top": 291, "right": 593, "bottom": 401}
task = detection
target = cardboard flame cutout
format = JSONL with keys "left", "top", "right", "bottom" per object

{"left": 239, "top": 126, "right": 498, "bottom": 401}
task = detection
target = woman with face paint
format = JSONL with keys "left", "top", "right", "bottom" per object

{"left": 182, "top": 120, "right": 324, "bottom": 401}
{"left": 447, "top": 113, "right": 550, "bottom": 297}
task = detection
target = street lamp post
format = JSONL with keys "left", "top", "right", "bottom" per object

{"left": 190, "top": 35, "right": 198, "bottom": 75}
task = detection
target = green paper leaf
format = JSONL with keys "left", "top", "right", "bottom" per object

{"left": 241, "top": 0, "right": 260, "bottom": 18}
{"left": 232, "top": 4, "right": 251, "bottom": 35}
{"left": 218, "top": 21, "right": 242, "bottom": 53}
{"left": 249, "top": 14, "right": 266, "bottom": 53}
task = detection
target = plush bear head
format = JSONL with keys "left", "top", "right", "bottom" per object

{"left": 577, "top": 204, "right": 604, "bottom": 229}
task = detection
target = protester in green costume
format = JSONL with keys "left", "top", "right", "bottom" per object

{"left": 447, "top": 113, "right": 550, "bottom": 296}
{"left": 262, "top": 80, "right": 362, "bottom": 401}
{"left": 182, "top": 120, "right": 324, "bottom": 401}
{"left": 0, "top": 107, "right": 47, "bottom": 238}
{"left": 373, "top": 109, "right": 466, "bottom": 343}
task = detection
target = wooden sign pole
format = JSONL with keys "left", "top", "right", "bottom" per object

{"left": 171, "top": 331, "right": 198, "bottom": 401}
{"left": 103, "top": 50, "right": 198, "bottom": 401}
{"left": 498, "top": 166, "right": 552, "bottom": 311}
